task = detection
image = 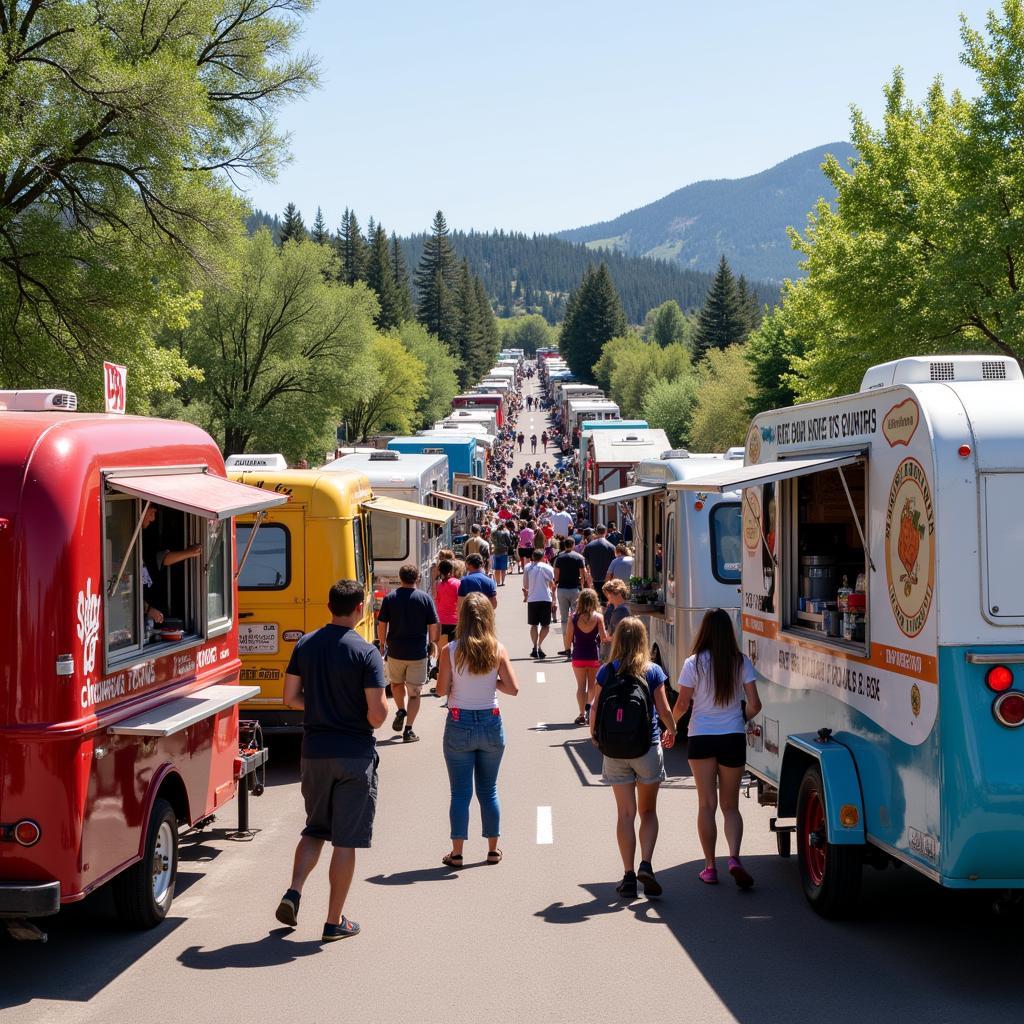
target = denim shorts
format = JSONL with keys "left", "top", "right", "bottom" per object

{"left": 602, "top": 743, "right": 666, "bottom": 786}
{"left": 492, "top": 554, "right": 509, "bottom": 570}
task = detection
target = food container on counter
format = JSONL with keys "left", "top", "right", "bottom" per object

{"left": 800, "top": 556, "right": 836, "bottom": 600}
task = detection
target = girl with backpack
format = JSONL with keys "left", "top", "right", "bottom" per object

{"left": 435, "top": 593, "right": 520, "bottom": 867}
{"left": 590, "top": 617, "right": 676, "bottom": 900}
{"left": 566, "top": 588, "right": 609, "bottom": 726}
{"left": 673, "top": 608, "right": 761, "bottom": 889}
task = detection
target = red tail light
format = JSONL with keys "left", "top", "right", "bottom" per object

{"left": 986, "top": 665, "right": 1014, "bottom": 692}
{"left": 993, "top": 692, "right": 1024, "bottom": 728}
{"left": 14, "top": 820, "right": 41, "bottom": 847}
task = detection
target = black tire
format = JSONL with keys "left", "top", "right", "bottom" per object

{"left": 776, "top": 829, "right": 792, "bottom": 858}
{"left": 113, "top": 797, "right": 178, "bottom": 929}
{"left": 796, "top": 766, "right": 862, "bottom": 918}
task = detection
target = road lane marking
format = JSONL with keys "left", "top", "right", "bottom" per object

{"left": 536, "top": 806, "right": 553, "bottom": 844}
{"left": 536, "top": 671, "right": 546, "bottom": 683}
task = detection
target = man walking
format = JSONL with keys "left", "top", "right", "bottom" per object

{"left": 277, "top": 580, "right": 388, "bottom": 941}
{"left": 530, "top": 433, "right": 538, "bottom": 453}
{"left": 517, "top": 431, "right": 525, "bottom": 452}
{"left": 584, "top": 524, "right": 617, "bottom": 605}
{"left": 491, "top": 519, "right": 514, "bottom": 587}
{"left": 553, "top": 537, "right": 588, "bottom": 656}
{"left": 523, "top": 549, "right": 556, "bottom": 659}
{"left": 376, "top": 564, "right": 440, "bottom": 744}
{"left": 458, "top": 552, "right": 498, "bottom": 608}
{"left": 464, "top": 523, "right": 490, "bottom": 572}
{"left": 549, "top": 502, "right": 573, "bottom": 540}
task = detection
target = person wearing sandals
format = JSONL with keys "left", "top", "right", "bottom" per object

{"left": 566, "top": 588, "right": 609, "bottom": 725}
{"left": 673, "top": 608, "right": 762, "bottom": 889}
{"left": 590, "top": 616, "right": 676, "bottom": 900}
{"left": 435, "top": 593, "right": 519, "bottom": 867}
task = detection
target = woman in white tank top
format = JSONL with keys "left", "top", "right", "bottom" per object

{"left": 436, "top": 593, "right": 519, "bottom": 868}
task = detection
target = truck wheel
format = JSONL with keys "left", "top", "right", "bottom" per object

{"left": 776, "top": 829, "right": 792, "bottom": 858}
{"left": 113, "top": 798, "right": 178, "bottom": 929}
{"left": 796, "top": 766, "right": 861, "bottom": 918}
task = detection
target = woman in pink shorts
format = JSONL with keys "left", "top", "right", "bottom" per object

{"left": 566, "top": 588, "right": 609, "bottom": 725}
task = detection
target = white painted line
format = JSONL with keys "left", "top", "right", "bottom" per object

{"left": 536, "top": 806, "right": 553, "bottom": 845}
{"left": 535, "top": 671, "right": 546, "bottom": 683}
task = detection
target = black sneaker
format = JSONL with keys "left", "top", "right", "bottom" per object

{"left": 391, "top": 708, "right": 407, "bottom": 732}
{"left": 537, "top": 648, "right": 546, "bottom": 659}
{"left": 322, "top": 917, "right": 360, "bottom": 942}
{"left": 275, "top": 888, "right": 301, "bottom": 927}
{"left": 530, "top": 648, "right": 539, "bottom": 659}
{"left": 559, "top": 649, "right": 571, "bottom": 657}
{"left": 616, "top": 871, "right": 638, "bottom": 900}
{"left": 637, "top": 860, "right": 662, "bottom": 898}
{"left": 403, "top": 727, "right": 419, "bottom": 743}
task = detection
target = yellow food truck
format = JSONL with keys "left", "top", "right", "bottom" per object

{"left": 226, "top": 457, "right": 453, "bottom": 731}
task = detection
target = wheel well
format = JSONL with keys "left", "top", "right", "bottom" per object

{"left": 155, "top": 771, "right": 190, "bottom": 828}
{"left": 778, "top": 748, "right": 816, "bottom": 818}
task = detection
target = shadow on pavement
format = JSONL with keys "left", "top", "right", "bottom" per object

{"left": 365, "top": 866, "right": 461, "bottom": 886}
{"left": 535, "top": 857, "right": 1023, "bottom": 1021}
{"left": 178, "top": 928, "right": 323, "bottom": 969}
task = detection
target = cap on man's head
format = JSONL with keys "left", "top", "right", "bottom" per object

{"left": 465, "top": 553, "right": 484, "bottom": 569}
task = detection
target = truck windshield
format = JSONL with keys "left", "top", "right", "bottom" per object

{"left": 710, "top": 503, "right": 742, "bottom": 583}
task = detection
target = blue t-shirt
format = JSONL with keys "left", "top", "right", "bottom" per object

{"left": 458, "top": 571, "right": 497, "bottom": 600}
{"left": 286, "top": 625, "right": 387, "bottom": 759}
{"left": 596, "top": 660, "right": 667, "bottom": 744}
{"left": 378, "top": 587, "right": 439, "bottom": 661}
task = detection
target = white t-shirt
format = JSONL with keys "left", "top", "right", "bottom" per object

{"left": 524, "top": 561, "right": 555, "bottom": 602}
{"left": 679, "top": 651, "right": 756, "bottom": 736}
{"left": 550, "top": 511, "right": 574, "bottom": 537}
{"left": 447, "top": 643, "right": 499, "bottom": 710}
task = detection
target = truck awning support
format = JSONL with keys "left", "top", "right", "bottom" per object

{"left": 234, "top": 510, "right": 267, "bottom": 580}
{"left": 836, "top": 466, "right": 875, "bottom": 572}
{"left": 108, "top": 500, "right": 151, "bottom": 597}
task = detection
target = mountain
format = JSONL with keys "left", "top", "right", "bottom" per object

{"left": 399, "top": 230, "right": 777, "bottom": 325}
{"left": 556, "top": 142, "right": 856, "bottom": 283}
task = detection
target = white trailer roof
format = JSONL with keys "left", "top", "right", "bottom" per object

{"left": 590, "top": 429, "right": 671, "bottom": 465}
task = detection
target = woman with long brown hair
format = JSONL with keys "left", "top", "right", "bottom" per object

{"left": 435, "top": 593, "right": 519, "bottom": 867}
{"left": 673, "top": 608, "right": 761, "bottom": 888}
{"left": 566, "top": 588, "right": 608, "bottom": 725}
{"left": 590, "top": 616, "right": 676, "bottom": 900}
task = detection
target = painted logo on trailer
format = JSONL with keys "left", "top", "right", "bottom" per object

{"left": 76, "top": 578, "right": 101, "bottom": 676}
{"left": 885, "top": 458, "right": 935, "bottom": 638}
{"left": 743, "top": 491, "right": 762, "bottom": 552}
{"left": 746, "top": 425, "right": 762, "bottom": 464}
{"left": 883, "top": 398, "right": 920, "bottom": 448}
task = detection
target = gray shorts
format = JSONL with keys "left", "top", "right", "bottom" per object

{"left": 601, "top": 743, "right": 666, "bottom": 786}
{"left": 300, "top": 754, "right": 379, "bottom": 848}
{"left": 556, "top": 587, "right": 580, "bottom": 624}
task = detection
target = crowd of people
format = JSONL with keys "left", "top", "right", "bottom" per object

{"left": 274, "top": 360, "right": 761, "bottom": 944}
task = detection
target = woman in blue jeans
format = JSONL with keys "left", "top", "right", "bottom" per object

{"left": 435, "top": 592, "right": 519, "bottom": 865}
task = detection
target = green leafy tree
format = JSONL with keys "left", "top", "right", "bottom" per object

{"left": 745, "top": 308, "right": 804, "bottom": 416}
{"left": 171, "top": 230, "right": 376, "bottom": 460}
{"left": 784, "top": 3, "right": 1024, "bottom": 399}
{"left": 310, "top": 207, "right": 330, "bottom": 246}
{"left": 279, "top": 203, "right": 307, "bottom": 244}
{"left": 336, "top": 208, "right": 367, "bottom": 286}
{"left": 341, "top": 333, "right": 427, "bottom": 441}
{"left": 693, "top": 255, "right": 748, "bottom": 359}
{"left": 498, "top": 314, "right": 555, "bottom": 355}
{"left": 0, "top": 0, "right": 319, "bottom": 406}
{"left": 643, "top": 300, "right": 691, "bottom": 348}
{"left": 689, "top": 346, "right": 755, "bottom": 451}
{"left": 390, "top": 232, "right": 414, "bottom": 323}
{"left": 365, "top": 223, "right": 402, "bottom": 330}
{"left": 642, "top": 375, "right": 699, "bottom": 449}
{"left": 560, "top": 262, "right": 628, "bottom": 381}
{"left": 415, "top": 211, "right": 459, "bottom": 345}
{"left": 609, "top": 341, "right": 692, "bottom": 418}
{"left": 397, "top": 320, "right": 460, "bottom": 426}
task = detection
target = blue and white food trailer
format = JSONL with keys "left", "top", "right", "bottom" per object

{"left": 675, "top": 356, "right": 1024, "bottom": 916}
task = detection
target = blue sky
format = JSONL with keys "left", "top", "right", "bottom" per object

{"left": 243, "top": 0, "right": 994, "bottom": 236}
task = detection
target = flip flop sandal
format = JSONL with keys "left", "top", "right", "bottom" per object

{"left": 442, "top": 852, "right": 464, "bottom": 868}
{"left": 486, "top": 850, "right": 503, "bottom": 865}
{"left": 699, "top": 867, "right": 719, "bottom": 885}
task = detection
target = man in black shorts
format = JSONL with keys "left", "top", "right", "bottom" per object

{"left": 276, "top": 579, "right": 388, "bottom": 942}
{"left": 522, "top": 549, "right": 555, "bottom": 658}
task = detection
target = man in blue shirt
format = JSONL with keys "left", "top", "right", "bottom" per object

{"left": 458, "top": 552, "right": 498, "bottom": 610}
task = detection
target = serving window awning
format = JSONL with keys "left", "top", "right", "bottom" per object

{"left": 106, "top": 469, "right": 288, "bottom": 519}
{"left": 434, "top": 489, "right": 488, "bottom": 510}
{"left": 668, "top": 453, "right": 865, "bottom": 494}
{"left": 454, "top": 473, "right": 498, "bottom": 491}
{"left": 108, "top": 685, "right": 260, "bottom": 737}
{"left": 362, "top": 496, "right": 454, "bottom": 526}
{"left": 589, "top": 483, "right": 666, "bottom": 505}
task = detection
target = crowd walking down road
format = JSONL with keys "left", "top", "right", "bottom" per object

{"left": 5, "top": 363, "right": 1022, "bottom": 1024}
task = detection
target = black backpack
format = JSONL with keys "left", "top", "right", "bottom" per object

{"left": 594, "top": 672, "right": 654, "bottom": 759}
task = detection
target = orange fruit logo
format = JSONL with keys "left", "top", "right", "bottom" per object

{"left": 885, "top": 458, "right": 935, "bottom": 638}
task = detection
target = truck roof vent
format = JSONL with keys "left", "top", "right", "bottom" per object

{"left": 370, "top": 450, "right": 400, "bottom": 461}
{"left": 0, "top": 388, "right": 78, "bottom": 412}
{"left": 929, "top": 361, "right": 955, "bottom": 381}
{"left": 661, "top": 448, "right": 690, "bottom": 460}
{"left": 983, "top": 360, "right": 1008, "bottom": 380}
{"left": 725, "top": 446, "right": 745, "bottom": 460}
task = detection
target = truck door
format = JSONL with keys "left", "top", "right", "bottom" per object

{"left": 236, "top": 504, "right": 305, "bottom": 708}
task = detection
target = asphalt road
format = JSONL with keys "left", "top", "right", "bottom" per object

{"left": 3, "top": 375, "right": 1022, "bottom": 1024}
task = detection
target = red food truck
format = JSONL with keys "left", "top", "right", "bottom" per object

{"left": 452, "top": 392, "right": 505, "bottom": 428}
{"left": 0, "top": 390, "right": 286, "bottom": 937}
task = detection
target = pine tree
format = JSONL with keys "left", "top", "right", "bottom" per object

{"left": 279, "top": 202, "right": 307, "bottom": 244}
{"left": 453, "top": 260, "right": 484, "bottom": 387}
{"left": 310, "top": 206, "right": 329, "bottom": 245}
{"left": 366, "top": 223, "right": 402, "bottom": 330}
{"left": 336, "top": 208, "right": 367, "bottom": 286}
{"left": 693, "top": 256, "right": 748, "bottom": 359}
{"left": 390, "top": 232, "right": 414, "bottom": 323}
{"left": 474, "top": 275, "right": 500, "bottom": 373}
{"left": 736, "top": 274, "right": 762, "bottom": 334}
{"left": 559, "top": 262, "right": 628, "bottom": 381}
{"left": 415, "top": 211, "right": 459, "bottom": 346}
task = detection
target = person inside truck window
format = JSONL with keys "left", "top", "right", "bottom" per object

{"left": 141, "top": 506, "right": 202, "bottom": 627}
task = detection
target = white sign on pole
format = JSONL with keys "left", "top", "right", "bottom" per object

{"left": 103, "top": 361, "right": 127, "bottom": 414}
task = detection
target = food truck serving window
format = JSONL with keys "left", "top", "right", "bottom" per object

{"left": 237, "top": 523, "right": 291, "bottom": 589}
